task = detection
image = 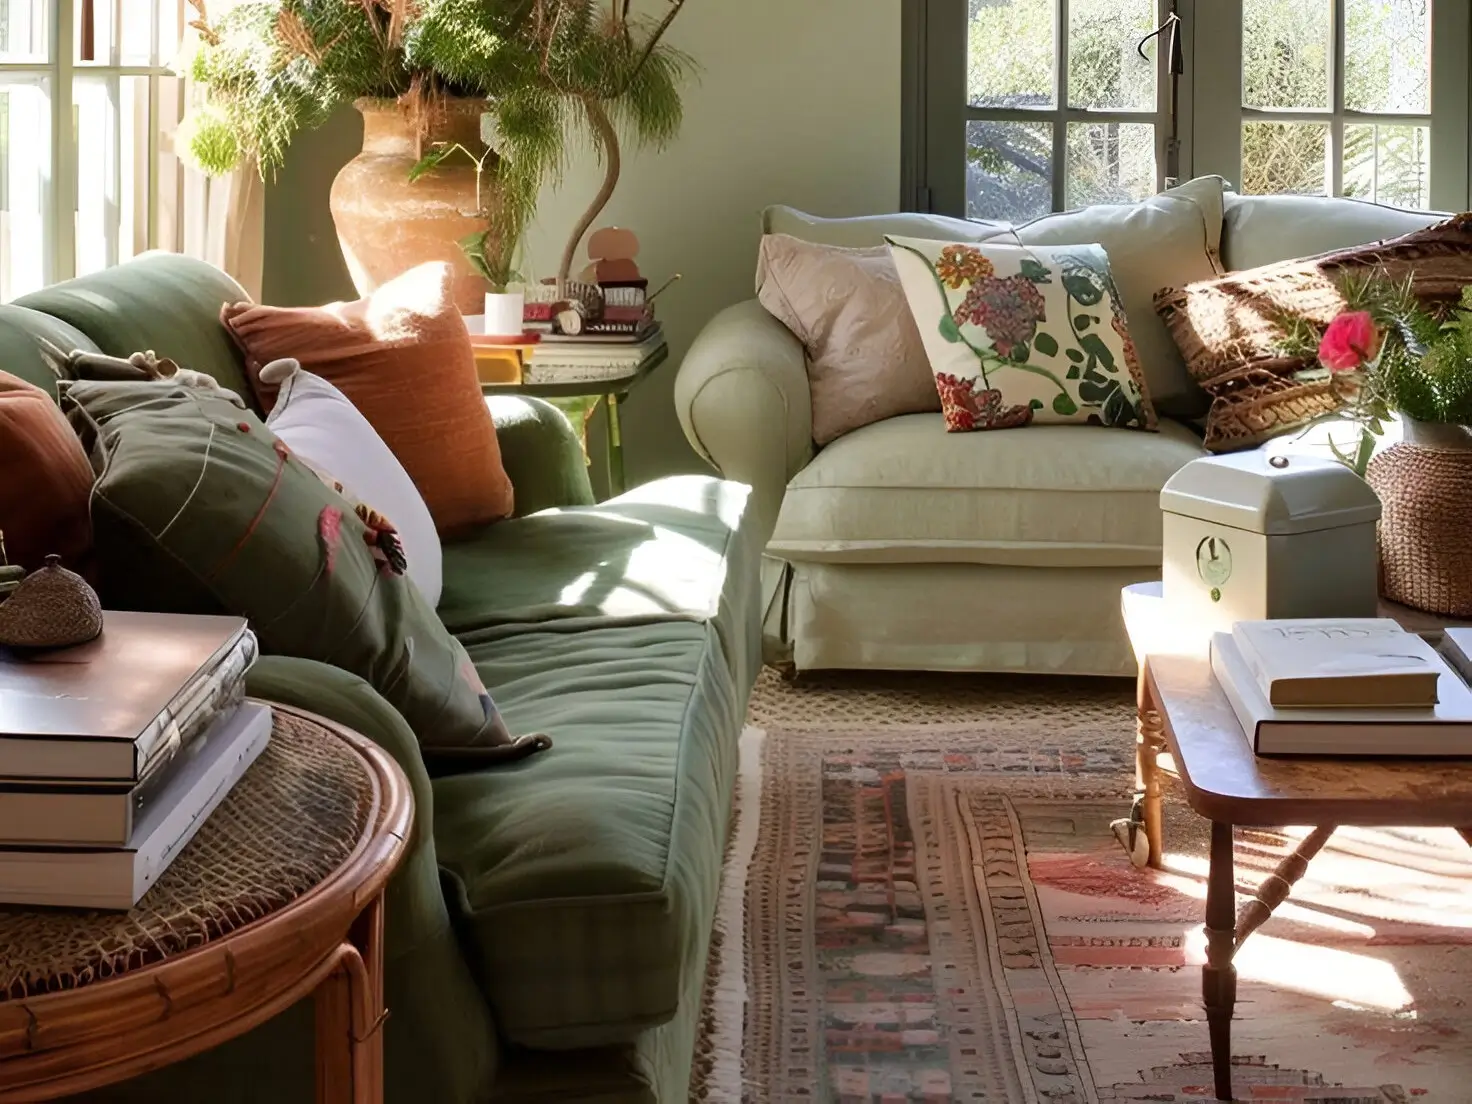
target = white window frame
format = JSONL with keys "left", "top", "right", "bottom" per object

{"left": 0, "top": 0, "right": 183, "bottom": 294}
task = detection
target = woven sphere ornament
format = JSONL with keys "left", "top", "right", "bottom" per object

{"left": 0, "top": 555, "right": 103, "bottom": 649}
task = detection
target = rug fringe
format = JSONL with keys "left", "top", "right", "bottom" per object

{"left": 699, "top": 724, "right": 765, "bottom": 1103}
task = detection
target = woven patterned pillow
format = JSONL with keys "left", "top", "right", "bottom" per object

{"left": 1154, "top": 213, "right": 1472, "bottom": 451}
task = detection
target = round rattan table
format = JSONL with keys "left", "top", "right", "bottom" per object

{"left": 0, "top": 702, "right": 413, "bottom": 1103}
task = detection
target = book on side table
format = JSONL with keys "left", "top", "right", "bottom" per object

{"left": 0, "top": 610, "right": 266, "bottom": 907}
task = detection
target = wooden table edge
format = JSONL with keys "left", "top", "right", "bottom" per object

{"left": 1144, "top": 661, "right": 1472, "bottom": 827}
{"left": 0, "top": 701, "right": 414, "bottom": 1099}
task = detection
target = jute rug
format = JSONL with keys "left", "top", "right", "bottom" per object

{"left": 694, "top": 669, "right": 1472, "bottom": 1103}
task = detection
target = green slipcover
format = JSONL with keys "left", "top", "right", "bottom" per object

{"left": 441, "top": 477, "right": 761, "bottom": 680}
{"left": 435, "top": 619, "right": 742, "bottom": 1050}
{"left": 16, "top": 253, "right": 256, "bottom": 403}
{"left": 0, "top": 253, "right": 762, "bottom": 1104}
{"left": 0, "top": 306, "right": 98, "bottom": 395}
{"left": 67, "top": 381, "right": 524, "bottom": 761}
{"left": 483, "top": 393, "right": 596, "bottom": 518}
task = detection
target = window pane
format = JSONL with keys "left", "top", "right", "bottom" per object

{"left": 1344, "top": 123, "right": 1430, "bottom": 208}
{"left": 1241, "top": 121, "right": 1330, "bottom": 195}
{"left": 1068, "top": 0, "right": 1156, "bottom": 111}
{"left": 1345, "top": 0, "right": 1429, "bottom": 113}
{"left": 969, "top": 0, "right": 1054, "bottom": 108}
{"left": 79, "top": 0, "right": 171, "bottom": 64}
{"left": 1066, "top": 122, "right": 1155, "bottom": 207}
{"left": 76, "top": 75, "right": 172, "bottom": 276}
{"left": 0, "top": 77, "right": 51, "bottom": 299}
{"left": 1242, "top": 0, "right": 1332, "bottom": 109}
{"left": 966, "top": 119, "right": 1052, "bottom": 222}
{"left": 0, "top": 0, "right": 46, "bottom": 62}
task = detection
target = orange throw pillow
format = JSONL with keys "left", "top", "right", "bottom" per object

{"left": 221, "top": 263, "right": 513, "bottom": 536}
{"left": 0, "top": 372, "right": 95, "bottom": 575}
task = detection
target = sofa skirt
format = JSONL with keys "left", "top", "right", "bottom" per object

{"left": 771, "top": 559, "right": 1159, "bottom": 676}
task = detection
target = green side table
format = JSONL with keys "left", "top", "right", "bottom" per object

{"left": 480, "top": 344, "right": 666, "bottom": 499}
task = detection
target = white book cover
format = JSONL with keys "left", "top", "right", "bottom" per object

{"left": 1231, "top": 618, "right": 1441, "bottom": 708}
{"left": 0, "top": 702, "right": 271, "bottom": 909}
{"left": 1211, "top": 633, "right": 1472, "bottom": 756}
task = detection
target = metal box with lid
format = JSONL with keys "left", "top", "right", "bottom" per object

{"left": 1160, "top": 452, "right": 1381, "bottom": 634}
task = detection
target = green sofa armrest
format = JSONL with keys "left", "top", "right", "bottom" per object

{"left": 674, "top": 299, "right": 815, "bottom": 546}
{"left": 486, "top": 394, "right": 596, "bottom": 517}
{"left": 244, "top": 656, "right": 500, "bottom": 1103}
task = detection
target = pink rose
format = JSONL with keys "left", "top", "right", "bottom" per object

{"left": 1318, "top": 310, "right": 1381, "bottom": 372}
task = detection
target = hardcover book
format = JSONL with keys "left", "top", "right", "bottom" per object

{"left": 1230, "top": 618, "right": 1440, "bottom": 708}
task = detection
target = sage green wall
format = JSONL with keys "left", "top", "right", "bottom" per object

{"left": 262, "top": 1, "right": 901, "bottom": 490}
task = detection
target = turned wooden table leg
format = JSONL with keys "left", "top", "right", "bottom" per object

{"left": 315, "top": 894, "right": 387, "bottom": 1104}
{"left": 1135, "top": 663, "right": 1165, "bottom": 869}
{"left": 1203, "top": 820, "right": 1238, "bottom": 1102}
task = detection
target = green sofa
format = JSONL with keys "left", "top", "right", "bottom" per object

{"left": 2, "top": 254, "right": 761, "bottom": 1102}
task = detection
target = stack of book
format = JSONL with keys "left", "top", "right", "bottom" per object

{"left": 0, "top": 612, "right": 269, "bottom": 909}
{"left": 523, "top": 326, "right": 666, "bottom": 384}
{"left": 1211, "top": 618, "right": 1472, "bottom": 756}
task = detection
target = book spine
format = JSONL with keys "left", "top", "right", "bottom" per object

{"left": 134, "top": 631, "right": 258, "bottom": 783}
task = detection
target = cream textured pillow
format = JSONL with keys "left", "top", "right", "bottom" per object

{"left": 756, "top": 234, "right": 942, "bottom": 445}
{"left": 887, "top": 235, "right": 1157, "bottom": 433}
{"left": 1014, "top": 175, "right": 1226, "bottom": 417}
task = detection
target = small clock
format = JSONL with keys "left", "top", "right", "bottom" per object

{"left": 1195, "top": 535, "right": 1232, "bottom": 590}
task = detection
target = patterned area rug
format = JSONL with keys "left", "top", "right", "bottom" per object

{"left": 695, "top": 669, "right": 1472, "bottom": 1103}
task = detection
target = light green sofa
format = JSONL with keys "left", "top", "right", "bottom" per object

{"left": 1, "top": 254, "right": 761, "bottom": 1102}
{"left": 676, "top": 182, "right": 1445, "bottom": 676}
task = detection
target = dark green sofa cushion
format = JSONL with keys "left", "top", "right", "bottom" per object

{"left": 434, "top": 618, "right": 744, "bottom": 1051}
{"left": 64, "top": 380, "right": 542, "bottom": 764}
{"left": 441, "top": 477, "right": 761, "bottom": 688}
{"left": 16, "top": 253, "right": 257, "bottom": 405}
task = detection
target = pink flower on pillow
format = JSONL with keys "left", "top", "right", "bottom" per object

{"left": 1318, "top": 310, "right": 1381, "bottom": 372}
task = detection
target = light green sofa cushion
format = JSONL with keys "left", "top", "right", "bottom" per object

{"left": 1221, "top": 192, "right": 1446, "bottom": 272}
{"left": 16, "top": 252, "right": 256, "bottom": 404}
{"left": 768, "top": 413, "right": 1207, "bottom": 568}
{"left": 434, "top": 619, "right": 743, "bottom": 1049}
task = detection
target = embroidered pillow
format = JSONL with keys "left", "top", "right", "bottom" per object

{"left": 886, "top": 236, "right": 1157, "bottom": 432}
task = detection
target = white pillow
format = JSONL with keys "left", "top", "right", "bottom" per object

{"left": 264, "top": 360, "right": 443, "bottom": 607}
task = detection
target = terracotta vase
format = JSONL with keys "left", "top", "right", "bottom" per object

{"left": 330, "top": 97, "right": 491, "bottom": 314}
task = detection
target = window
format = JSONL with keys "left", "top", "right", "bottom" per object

{"left": 0, "top": 0, "right": 190, "bottom": 300}
{"left": 911, "top": 0, "right": 1470, "bottom": 219}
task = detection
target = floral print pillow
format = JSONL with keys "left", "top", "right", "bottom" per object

{"left": 886, "top": 236, "right": 1157, "bottom": 433}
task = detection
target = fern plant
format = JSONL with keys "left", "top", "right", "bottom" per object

{"left": 182, "top": 0, "right": 693, "bottom": 285}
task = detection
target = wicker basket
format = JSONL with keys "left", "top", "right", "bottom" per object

{"left": 1367, "top": 424, "right": 1472, "bottom": 617}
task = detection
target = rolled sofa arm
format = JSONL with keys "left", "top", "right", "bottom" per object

{"left": 674, "top": 299, "right": 814, "bottom": 544}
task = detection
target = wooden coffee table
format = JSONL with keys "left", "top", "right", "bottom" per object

{"left": 1121, "top": 582, "right": 1472, "bottom": 1103}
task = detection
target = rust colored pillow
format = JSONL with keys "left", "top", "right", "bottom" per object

{"left": 221, "top": 263, "right": 513, "bottom": 536}
{"left": 0, "top": 372, "right": 95, "bottom": 574}
{"left": 1154, "top": 214, "right": 1472, "bottom": 451}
